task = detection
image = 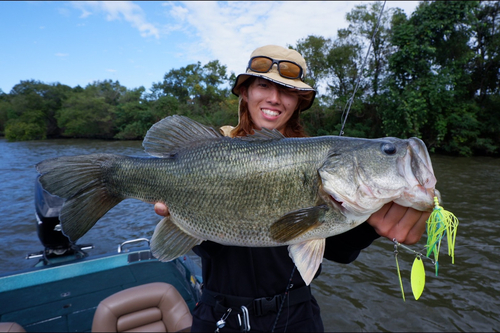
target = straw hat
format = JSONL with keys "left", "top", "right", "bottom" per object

{"left": 231, "top": 45, "right": 316, "bottom": 111}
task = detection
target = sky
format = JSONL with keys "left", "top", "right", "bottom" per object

{"left": 0, "top": 1, "right": 420, "bottom": 94}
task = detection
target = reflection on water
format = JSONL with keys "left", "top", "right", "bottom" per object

{"left": 1, "top": 138, "right": 499, "bottom": 331}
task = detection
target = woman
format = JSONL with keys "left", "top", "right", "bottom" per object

{"left": 154, "top": 45, "right": 430, "bottom": 332}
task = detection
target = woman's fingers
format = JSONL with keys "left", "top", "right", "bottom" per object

{"left": 367, "top": 202, "right": 430, "bottom": 245}
{"left": 154, "top": 202, "right": 170, "bottom": 217}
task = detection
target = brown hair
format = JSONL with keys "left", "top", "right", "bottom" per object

{"left": 230, "top": 77, "right": 314, "bottom": 138}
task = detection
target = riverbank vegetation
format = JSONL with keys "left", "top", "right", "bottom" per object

{"left": 1, "top": 1, "right": 499, "bottom": 156}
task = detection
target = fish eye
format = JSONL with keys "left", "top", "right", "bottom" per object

{"left": 381, "top": 142, "right": 396, "bottom": 155}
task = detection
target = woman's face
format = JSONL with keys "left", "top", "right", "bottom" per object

{"left": 241, "top": 78, "right": 299, "bottom": 134}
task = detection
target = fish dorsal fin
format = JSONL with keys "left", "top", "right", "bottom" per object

{"left": 239, "top": 127, "right": 286, "bottom": 141}
{"left": 143, "top": 115, "right": 223, "bottom": 157}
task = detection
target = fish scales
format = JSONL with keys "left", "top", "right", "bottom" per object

{"left": 36, "top": 115, "right": 438, "bottom": 284}
{"left": 105, "top": 138, "right": 333, "bottom": 247}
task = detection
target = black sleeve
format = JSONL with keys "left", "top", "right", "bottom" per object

{"left": 323, "top": 222, "right": 380, "bottom": 264}
{"left": 192, "top": 240, "right": 225, "bottom": 258}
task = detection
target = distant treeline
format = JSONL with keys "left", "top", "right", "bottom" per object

{"left": 1, "top": 1, "right": 499, "bottom": 156}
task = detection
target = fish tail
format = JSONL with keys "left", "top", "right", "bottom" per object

{"left": 36, "top": 154, "right": 124, "bottom": 242}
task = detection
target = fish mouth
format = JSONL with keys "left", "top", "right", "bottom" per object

{"left": 408, "top": 138, "right": 436, "bottom": 188}
{"left": 327, "top": 193, "right": 345, "bottom": 213}
{"left": 394, "top": 138, "right": 437, "bottom": 211}
{"left": 319, "top": 137, "right": 438, "bottom": 216}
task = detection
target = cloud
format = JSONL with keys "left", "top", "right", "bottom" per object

{"left": 55, "top": 53, "right": 69, "bottom": 57}
{"left": 162, "top": 1, "right": 420, "bottom": 75}
{"left": 73, "top": 1, "right": 159, "bottom": 38}
{"left": 57, "top": 6, "right": 71, "bottom": 17}
{"left": 106, "top": 69, "right": 117, "bottom": 72}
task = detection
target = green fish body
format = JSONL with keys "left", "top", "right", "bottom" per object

{"left": 36, "top": 115, "right": 437, "bottom": 284}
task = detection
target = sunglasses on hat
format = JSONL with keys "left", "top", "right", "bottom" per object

{"left": 247, "top": 56, "right": 304, "bottom": 81}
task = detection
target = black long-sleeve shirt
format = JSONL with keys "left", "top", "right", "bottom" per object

{"left": 191, "top": 222, "right": 380, "bottom": 332}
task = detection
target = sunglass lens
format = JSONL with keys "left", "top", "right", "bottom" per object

{"left": 250, "top": 57, "right": 273, "bottom": 72}
{"left": 279, "top": 62, "right": 301, "bottom": 79}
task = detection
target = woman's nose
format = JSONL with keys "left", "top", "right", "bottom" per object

{"left": 267, "top": 85, "right": 281, "bottom": 104}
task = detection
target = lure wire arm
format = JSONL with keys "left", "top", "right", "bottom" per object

{"left": 392, "top": 239, "right": 436, "bottom": 266}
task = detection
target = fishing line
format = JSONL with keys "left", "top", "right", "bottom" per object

{"left": 339, "top": 0, "right": 387, "bottom": 136}
{"left": 392, "top": 196, "right": 459, "bottom": 301}
{"left": 271, "top": 2, "right": 386, "bottom": 328}
{"left": 271, "top": 265, "right": 296, "bottom": 332}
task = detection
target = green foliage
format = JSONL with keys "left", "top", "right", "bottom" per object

{"left": 0, "top": 99, "right": 12, "bottom": 135}
{"left": 151, "top": 60, "right": 231, "bottom": 107}
{"left": 5, "top": 110, "right": 46, "bottom": 141}
{"left": 57, "top": 81, "right": 122, "bottom": 138}
{"left": 1, "top": 1, "right": 499, "bottom": 156}
{"left": 3, "top": 80, "right": 72, "bottom": 140}
{"left": 292, "top": 35, "right": 332, "bottom": 90}
{"left": 380, "top": 0, "right": 498, "bottom": 155}
{"left": 114, "top": 87, "right": 152, "bottom": 139}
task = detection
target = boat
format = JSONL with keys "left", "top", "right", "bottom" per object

{"left": 0, "top": 177, "right": 202, "bottom": 332}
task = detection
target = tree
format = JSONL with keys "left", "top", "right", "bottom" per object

{"left": 114, "top": 87, "right": 156, "bottom": 140}
{"left": 150, "top": 60, "right": 237, "bottom": 128}
{"left": 292, "top": 35, "right": 332, "bottom": 90}
{"left": 4, "top": 80, "right": 72, "bottom": 140}
{"left": 0, "top": 91, "right": 11, "bottom": 135}
{"left": 472, "top": 1, "right": 500, "bottom": 99}
{"left": 293, "top": 2, "right": 401, "bottom": 137}
{"left": 151, "top": 60, "right": 232, "bottom": 107}
{"left": 343, "top": 1, "right": 397, "bottom": 98}
{"left": 469, "top": 1, "right": 500, "bottom": 154}
{"left": 56, "top": 80, "right": 127, "bottom": 138}
{"left": 381, "top": 1, "right": 490, "bottom": 155}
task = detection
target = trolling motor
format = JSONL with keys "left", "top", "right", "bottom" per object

{"left": 26, "top": 175, "right": 93, "bottom": 265}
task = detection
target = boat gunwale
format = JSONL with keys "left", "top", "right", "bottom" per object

{"left": 0, "top": 248, "right": 196, "bottom": 293}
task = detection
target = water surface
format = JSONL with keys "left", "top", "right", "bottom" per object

{"left": 1, "top": 138, "right": 499, "bottom": 331}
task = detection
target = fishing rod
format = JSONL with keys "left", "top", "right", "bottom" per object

{"left": 339, "top": 0, "right": 387, "bottom": 136}
{"left": 335, "top": 1, "right": 460, "bottom": 303}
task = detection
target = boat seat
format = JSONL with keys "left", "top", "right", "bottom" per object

{"left": 0, "top": 322, "right": 26, "bottom": 332}
{"left": 92, "top": 282, "right": 192, "bottom": 332}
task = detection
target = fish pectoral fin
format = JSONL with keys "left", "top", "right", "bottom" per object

{"left": 270, "top": 205, "right": 329, "bottom": 242}
{"left": 288, "top": 239, "right": 325, "bottom": 286}
{"left": 150, "top": 216, "right": 203, "bottom": 262}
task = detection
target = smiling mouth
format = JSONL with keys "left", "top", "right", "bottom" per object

{"left": 262, "top": 109, "right": 281, "bottom": 117}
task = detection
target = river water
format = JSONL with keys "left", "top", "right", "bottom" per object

{"left": 1, "top": 137, "right": 499, "bottom": 332}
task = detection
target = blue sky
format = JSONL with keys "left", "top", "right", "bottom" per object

{"left": 1, "top": 1, "right": 419, "bottom": 94}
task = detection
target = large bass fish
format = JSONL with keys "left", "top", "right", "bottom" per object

{"left": 36, "top": 115, "right": 438, "bottom": 285}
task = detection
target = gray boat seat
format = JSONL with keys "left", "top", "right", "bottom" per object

{"left": 92, "top": 282, "right": 192, "bottom": 332}
{"left": 0, "top": 322, "right": 26, "bottom": 332}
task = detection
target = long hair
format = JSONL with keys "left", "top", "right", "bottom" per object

{"left": 230, "top": 77, "right": 314, "bottom": 138}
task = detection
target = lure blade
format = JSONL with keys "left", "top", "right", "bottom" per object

{"left": 411, "top": 256, "right": 425, "bottom": 300}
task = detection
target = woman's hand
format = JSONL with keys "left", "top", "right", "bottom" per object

{"left": 367, "top": 202, "right": 430, "bottom": 245}
{"left": 154, "top": 202, "right": 170, "bottom": 217}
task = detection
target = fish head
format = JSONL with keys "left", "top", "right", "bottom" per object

{"left": 318, "top": 137, "right": 437, "bottom": 220}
